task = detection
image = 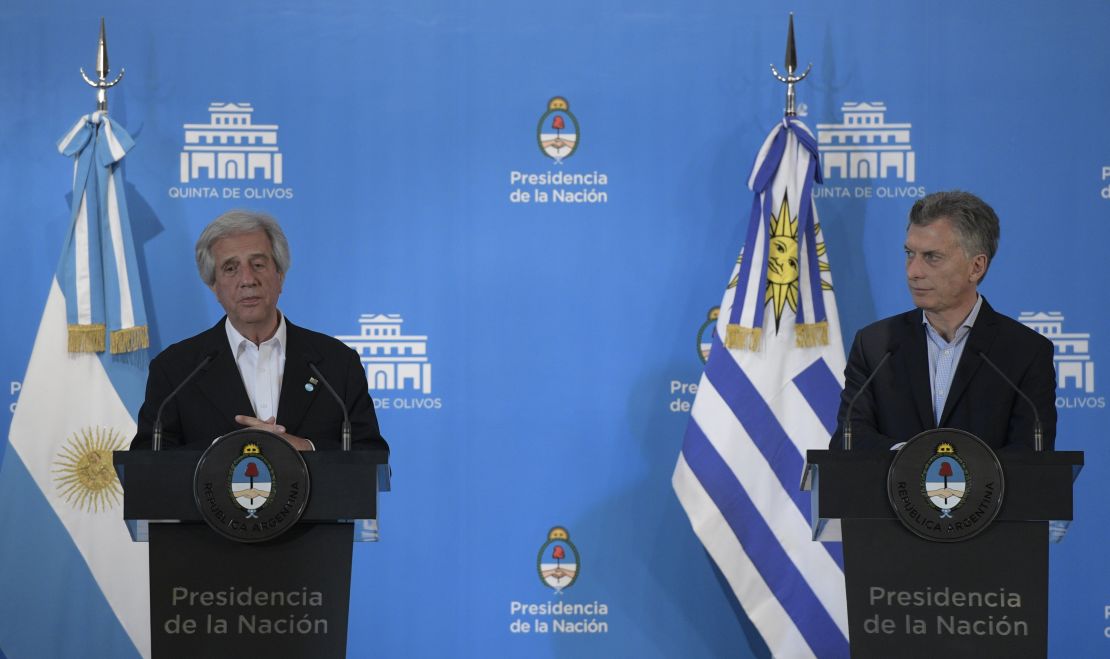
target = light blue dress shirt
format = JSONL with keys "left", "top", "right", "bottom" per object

{"left": 923, "top": 295, "right": 984, "bottom": 426}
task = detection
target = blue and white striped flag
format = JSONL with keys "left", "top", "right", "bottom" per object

{"left": 0, "top": 112, "right": 151, "bottom": 658}
{"left": 673, "top": 118, "right": 849, "bottom": 658}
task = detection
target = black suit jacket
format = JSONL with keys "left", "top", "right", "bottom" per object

{"left": 830, "top": 299, "right": 1056, "bottom": 451}
{"left": 131, "top": 317, "right": 387, "bottom": 452}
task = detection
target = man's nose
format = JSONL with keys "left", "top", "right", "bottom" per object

{"left": 906, "top": 256, "right": 924, "bottom": 279}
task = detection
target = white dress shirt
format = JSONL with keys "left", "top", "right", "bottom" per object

{"left": 225, "top": 314, "right": 287, "bottom": 421}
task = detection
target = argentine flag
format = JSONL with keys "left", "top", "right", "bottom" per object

{"left": 673, "top": 118, "right": 850, "bottom": 658}
{"left": 0, "top": 113, "right": 151, "bottom": 658}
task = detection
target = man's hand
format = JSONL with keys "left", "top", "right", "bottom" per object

{"left": 235, "top": 415, "right": 315, "bottom": 451}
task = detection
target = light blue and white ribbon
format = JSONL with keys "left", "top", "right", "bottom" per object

{"left": 57, "top": 111, "right": 147, "bottom": 353}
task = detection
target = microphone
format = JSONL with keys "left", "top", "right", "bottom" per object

{"left": 977, "top": 351, "right": 1044, "bottom": 452}
{"left": 152, "top": 351, "right": 216, "bottom": 451}
{"left": 842, "top": 344, "right": 896, "bottom": 450}
{"left": 306, "top": 358, "right": 352, "bottom": 451}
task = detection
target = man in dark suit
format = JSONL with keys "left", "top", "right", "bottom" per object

{"left": 831, "top": 191, "right": 1056, "bottom": 451}
{"left": 131, "top": 210, "right": 386, "bottom": 452}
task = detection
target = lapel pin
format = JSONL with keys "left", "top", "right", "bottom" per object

{"left": 305, "top": 376, "right": 318, "bottom": 392}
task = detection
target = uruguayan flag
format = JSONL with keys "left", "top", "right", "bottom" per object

{"left": 0, "top": 112, "right": 151, "bottom": 658}
{"left": 673, "top": 118, "right": 849, "bottom": 658}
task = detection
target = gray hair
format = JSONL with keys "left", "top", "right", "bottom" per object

{"left": 907, "top": 190, "right": 1000, "bottom": 281}
{"left": 195, "top": 210, "right": 291, "bottom": 286}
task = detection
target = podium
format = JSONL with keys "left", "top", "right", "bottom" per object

{"left": 803, "top": 447, "right": 1082, "bottom": 658}
{"left": 114, "top": 444, "right": 389, "bottom": 659}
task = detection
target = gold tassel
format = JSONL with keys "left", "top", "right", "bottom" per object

{"left": 110, "top": 326, "right": 150, "bottom": 354}
{"left": 68, "top": 324, "right": 106, "bottom": 353}
{"left": 725, "top": 324, "right": 762, "bottom": 351}
{"left": 795, "top": 321, "right": 829, "bottom": 348}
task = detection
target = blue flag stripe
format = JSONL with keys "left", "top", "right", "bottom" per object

{"left": 704, "top": 333, "right": 844, "bottom": 568}
{"left": 703, "top": 332, "right": 811, "bottom": 519}
{"left": 681, "top": 420, "right": 849, "bottom": 658}
{"left": 792, "top": 357, "right": 841, "bottom": 435}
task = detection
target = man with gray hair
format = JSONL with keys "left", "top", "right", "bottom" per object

{"left": 132, "top": 210, "right": 386, "bottom": 451}
{"left": 831, "top": 190, "right": 1056, "bottom": 450}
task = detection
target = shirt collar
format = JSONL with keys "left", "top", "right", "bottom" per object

{"left": 921, "top": 294, "right": 983, "bottom": 334}
{"left": 225, "top": 312, "right": 286, "bottom": 355}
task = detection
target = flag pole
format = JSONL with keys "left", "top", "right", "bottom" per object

{"left": 770, "top": 13, "right": 811, "bottom": 118}
{"left": 80, "top": 18, "right": 125, "bottom": 113}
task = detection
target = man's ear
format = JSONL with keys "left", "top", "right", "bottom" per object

{"left": 969, "top": 254, "right": 988, "bottom": 283}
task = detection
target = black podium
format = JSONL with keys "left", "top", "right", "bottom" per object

{"left": 114, "top": 447, "right": 389, "bottom": 659}
{"left": 803, "top": 448, "right": 1082, "bottom": 658}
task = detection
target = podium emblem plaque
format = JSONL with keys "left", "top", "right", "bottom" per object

{"left": 194, "top": 429, "right": 311, "bottom": 543}
{"left": 887, "top": 428, "right": 1005, "bottom": 542}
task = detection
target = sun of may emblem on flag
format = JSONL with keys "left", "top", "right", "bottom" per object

{"left": 728, "top": 192, "right": 833, "bottom": 335}
{"left": 52, "top": 426, "right": 128, "bottom": 512}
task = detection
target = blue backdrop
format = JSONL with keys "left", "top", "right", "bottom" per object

{"left": 2, "top": 1, "right": 1108, "bottom": 657}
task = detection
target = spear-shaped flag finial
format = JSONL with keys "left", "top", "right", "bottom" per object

{"left": 770, "top": 13, "right": 812, "bottom": 117}
{"left": 80, "top": 18, "right": 125, "bottom": 113}
{"left": 784, "top": 13, "right": 797, "bottom": 74}
{"left": 96, "top": 18, "right": 109, "bottom": 80}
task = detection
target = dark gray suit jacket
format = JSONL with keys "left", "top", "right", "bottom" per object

{"left": 830, "top": 299, "right": 1056, "bottom": 451}
{"left": 131, "top": 317, "right": 387, "bottom": 452}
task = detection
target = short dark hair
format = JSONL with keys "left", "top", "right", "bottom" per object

{"left": 908, "top": 190, "right": 1000, "bottom": 280}
{"left": 195, "top": 210, "right": 291, "bottom": 286}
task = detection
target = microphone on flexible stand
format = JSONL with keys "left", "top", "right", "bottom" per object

{"left": 152, "top": 351, "right": 216, "bottom": 451}
{"left": 306, "top": 358, "right": 352, "bottom": 451}
{"left": 978, "top": 351, "right": 1044, "bottom": 452}
{"left": 842, "top": 345, "right": 896, "bottom": 450}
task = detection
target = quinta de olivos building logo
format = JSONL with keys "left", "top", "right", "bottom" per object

{"left": 169, "top": 102, "right": 294, "bottom": 201}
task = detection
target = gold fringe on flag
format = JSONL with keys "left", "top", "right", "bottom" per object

{"left": 110, "top": 326, "right": 149, "bottom": 354}
{"left": 794, "top": 321, "right": 829, "bottom": 348}
{"left": 67, "top": 323, "right": 106, "bottom": 353}
{"left": 725, "top": 324, "right": 762, "bottom": 351}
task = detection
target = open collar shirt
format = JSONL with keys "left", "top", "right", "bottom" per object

{"left": 224, "top": 313, "right": 287, "bottom": 422}
{"left": 923, "top": 295, "right": 983, "bottom": 426}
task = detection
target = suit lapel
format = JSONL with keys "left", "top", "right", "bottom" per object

{"left": 194, "top": 319, "right": 255, "bottom": 422}
{"left": 939, "top": 299, "right": 999, "bottom": 426}
{"left": 276, "top": 319, "right": 322, "bottom": 434}
{"left": 901, "top": 311, "right": 935, "bottom": 430}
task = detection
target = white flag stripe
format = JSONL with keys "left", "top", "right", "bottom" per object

{"left": 673, "top": 455, "right": 816, "bottom": 659}
{"left": 739, "top": 221, "right": 767, "bottom": 329}
{"left": 720, "top": 313, "right": 838, "bottom": 403}
{"left": 10, "top": 281, "right": 150, "bottom": 655}
{"left": 798, "top": 224, "right": 818, "bottom": 323}
{"left": 74, "top": 191, "right": 92, "bottom": 325}
{"left": 691, "top": 378, "right": 850, "bottom": 634}
{"left": 775, "top": 384, "right": 836, "bottom": 453}
{"left": 101, "top": 113, "right": 128, "bottom": 161}
{"left": 58, "top": 115, "right": 87, "bottom": 153}
{"left": 106, "top": 173, "right": 136, "bottom": 328}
